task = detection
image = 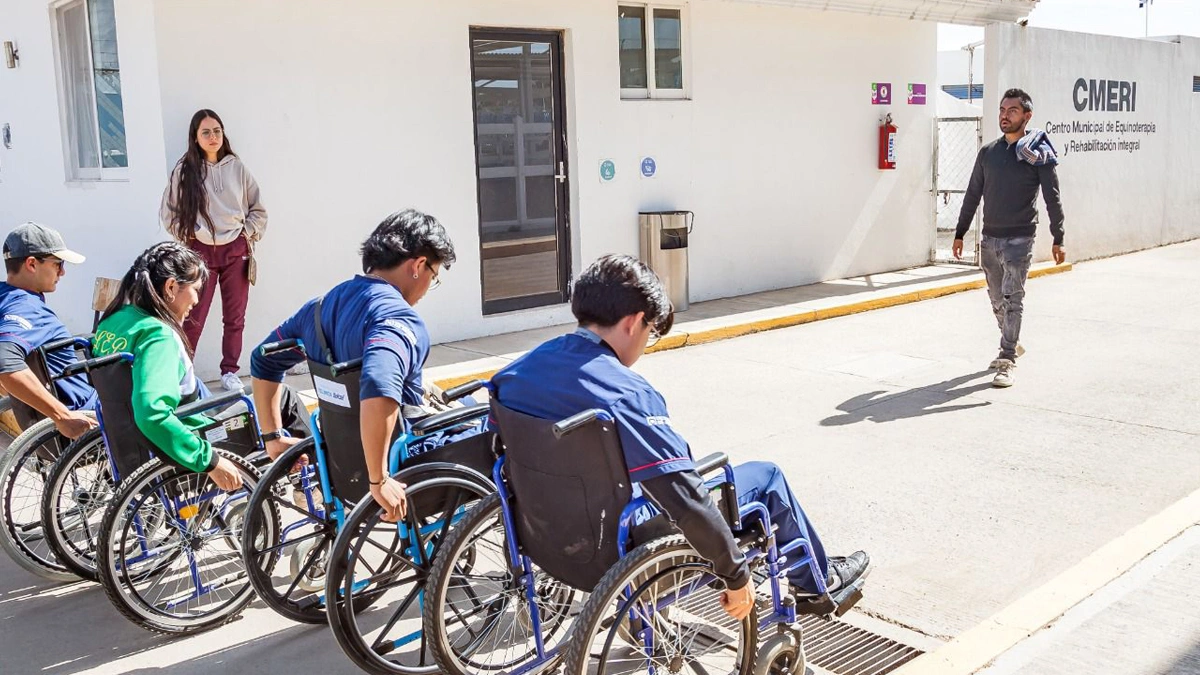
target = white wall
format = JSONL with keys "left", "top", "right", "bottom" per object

{"left": 984, "top": 25, "right": 1200, "bottom": 261}
{"left": 0, "top": 0, "right": 168, "bottom": 333}
{"left": 150, "top": 0, "right": 936, "bottom": 376}
{"left": 4, "top": 0, "right": 937, "bottom": 377}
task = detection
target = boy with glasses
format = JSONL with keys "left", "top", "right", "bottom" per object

{"left": 251, "top": 209, "right": 477, "bottom": 521}
{"left": 0, "top": 222, "right": 98, "bottom": 439}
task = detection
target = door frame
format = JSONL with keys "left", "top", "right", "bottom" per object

{"left": 468, "top": 27, "right": 572, "bottom": 315}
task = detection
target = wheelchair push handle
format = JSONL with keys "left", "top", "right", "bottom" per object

{"left": 58, "top": 352, "right": 133, "bottom": 379}
{"left": 330, "top": 357, "right": 364, "bottom": 378}
{"left": 693, "top": 452, "right": 729, "bottom": 476}
{"left": 552, "top": 408, "right": 613, "bottom": 439}
{"left": 42, "top": 334, "right": 93, "bottom": 354}
{"left": 442, "top": 379, "right": 485, "bottom": 403}
{"left": 259, "top": 338, "right": 305, "bottom": 357}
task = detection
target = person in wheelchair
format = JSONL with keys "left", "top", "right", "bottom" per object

{"left": 93, "top": 242, "right": 309, "bottom": 491}
{"left": 491, "top": 254, "right": 870, "bottom": 618}
{"left": 0, "top": 222, "right": 97, "bottom": 439}
{"left": 251, "top": 208, "right": 483, "bottom": 522}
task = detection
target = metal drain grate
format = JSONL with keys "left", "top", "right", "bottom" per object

{"left": 798, "top": 614, "right": 924, "bottom": 675}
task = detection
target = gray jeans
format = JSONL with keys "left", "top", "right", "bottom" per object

{"left": 980, "top": 235, "right": 1035, "bottom": 361}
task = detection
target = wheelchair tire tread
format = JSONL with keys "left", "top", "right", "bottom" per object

{"left": 95, "top": 450, "right": 262, "bottom": 635}
{"left": 241, "top": 439, "right": 324, "bottom": 624}
{"left": 39, "top": 428, "right": 110, "bottom": 582}
{"left": 562, "top": 534, "right": 758, "bottom": 675}
{"left": 0, "top": 418, "right": 81, "bottom": 581}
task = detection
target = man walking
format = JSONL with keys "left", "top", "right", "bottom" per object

{"left": 955, "top": 88, "right": 1066, "bottom": 388}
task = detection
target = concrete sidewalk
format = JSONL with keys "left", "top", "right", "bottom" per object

{"left": 423, "top": 259, "right": 1070, "bottom": 389}
{"left": 219, "top": 259, "right": 1070, "bottom": 402}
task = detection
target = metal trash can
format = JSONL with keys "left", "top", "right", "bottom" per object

{"left": 638, "top": 210, "right": 693, "bottom": 312}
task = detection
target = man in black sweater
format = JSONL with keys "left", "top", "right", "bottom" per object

{"left": 955, "top": 88, "right": 1066, "bottom": 388}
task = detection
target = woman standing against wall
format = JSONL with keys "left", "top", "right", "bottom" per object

{"left": 160, "top": 109, "right": 266, "bottom": 391}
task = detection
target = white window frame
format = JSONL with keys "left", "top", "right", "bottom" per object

{"left": 619, "top": 2, "right": 690, "bottom": 100}
{"left": 51, "top": 0, "right": 128, "bottom": 182}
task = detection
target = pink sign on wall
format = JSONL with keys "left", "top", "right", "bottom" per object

{"left": 908, "top": 83, "right": 927, "bottom": 105}
{"left": 872, "top": 83, "right": 892, "bottom": 105}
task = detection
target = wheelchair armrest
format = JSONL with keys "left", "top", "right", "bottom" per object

{"left": 330, "top": 358, "right": 364, "bottom": 378}
{"left": 259, "top": 338, "right": 305, "bottom": 357}
{"left": 442, "top": 379, "right": 485, "bottom": 403}
{"left": 177, "top": 388, "right": 246, "bottom": 418}
{"left": 410, "top": 403, "right": 488, "bottom": 437}
{"left": 58, "top": 352, "right": 133, "bottom": 379}
{"left": 694, "top": 452, "right": 728, "bottom": 476}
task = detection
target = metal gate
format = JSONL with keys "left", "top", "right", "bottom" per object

{"left": 931, "top": 117, "right": 982, "bottom": 265}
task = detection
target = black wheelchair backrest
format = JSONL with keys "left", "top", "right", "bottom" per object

{"left": 89, "top": 358, "right": 257, "bottom": 479}
{"left": 10, "top": 335, "right": 88, "bottom": 431}
{"left": 308, "top": 358, "right": 395, "bottom": 503}
{"left": 490, "top": 399, "right": 633, "bottom": 592}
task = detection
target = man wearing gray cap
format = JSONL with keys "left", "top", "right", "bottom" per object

{"left": 0, "top": 222, "right": 97, "bottom": 439}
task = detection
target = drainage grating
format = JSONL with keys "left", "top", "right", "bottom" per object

{"left": 798, "top": 614, "right": 924, "bottom": 675}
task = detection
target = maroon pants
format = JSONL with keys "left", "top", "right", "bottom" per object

{"left": 184, "top": 236, "right": 250, "bottom": 375}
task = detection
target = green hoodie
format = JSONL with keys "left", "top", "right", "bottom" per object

{"left": 93, "top": 305, "right": 216, "bottom": 473}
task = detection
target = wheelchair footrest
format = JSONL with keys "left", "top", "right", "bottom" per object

{"left": 793, "top": 574, "right": 867, "bottom": 618}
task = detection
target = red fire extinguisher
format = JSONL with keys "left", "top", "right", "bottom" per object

{"left": 878, "top": 113, "right": 897, "bottom": 170}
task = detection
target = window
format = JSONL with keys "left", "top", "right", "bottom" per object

{"left": 619, "top": 4, "right": 686, "bottom": 99}
{"left": 55, "top": 0, "right": 128, "bottom": 179}
{"left": 1193, "top": 76, "right": 1200, "bottom": 93}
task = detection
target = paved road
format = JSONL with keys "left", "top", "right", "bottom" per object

{"left": 2, "top": 240, "right": 1197, "bottom": 673}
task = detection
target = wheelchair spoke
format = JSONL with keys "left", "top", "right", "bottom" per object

{"left": 370, "top": 583, "right": 422, "bottom": 653}
{"left": 279, "top": 535, "right": 328, "bottom": 602}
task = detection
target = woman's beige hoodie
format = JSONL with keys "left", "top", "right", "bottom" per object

{"left": 159, "top": 155, "right": 267, "bottom": 246}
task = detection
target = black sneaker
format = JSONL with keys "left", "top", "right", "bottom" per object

{"left": 826, "top": 551, "right": 871, "bottom": 593}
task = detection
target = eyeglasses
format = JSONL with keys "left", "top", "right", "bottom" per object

{"left": 199, "top": 128, "right": 224, "bottom": 140}
{"left": 35, "top": 256, "right": 64, "bottom": 271}
{"left": 426, "top": 262, "right": 441, "bottom": 291}
{"left": 644, "top": 308, "right": 675, "bottom": 348}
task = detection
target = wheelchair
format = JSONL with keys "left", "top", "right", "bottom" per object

{"left": 426, "top": 400, "right": 866, "bottom": 675}
{"left": 241, "top": 337, "right": 495, "bottom": 641}
{"left": 57, "top": 350, "right": 271, "bottom": 634}
{"left": 0, "top": 335, "right": 101, "bottom": 580}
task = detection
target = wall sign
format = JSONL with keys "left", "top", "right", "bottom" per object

{"left": 599, "top": 159, "right": 616, "bottom": 183}
{"left": 872, "top": 83, "right": 892, "bottom": 105}
{"left": 640, "top": 156, "right": 657, "bottom": 178}
{"left": 907, "top": 83, "right": 926, "bottom": 105}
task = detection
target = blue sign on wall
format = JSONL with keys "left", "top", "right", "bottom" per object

{"left": 640, "top": 156, "right": 657, "bottom": 178}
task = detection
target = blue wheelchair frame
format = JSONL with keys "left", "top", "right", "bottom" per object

{"left": 487, "top": 408, "right": 827, "bottom": 673}
{"left": 261, "top": 338, "right": 483, "bottom": 621}
{"left": 62, "top": 350, "right": 264, "bottom": 609}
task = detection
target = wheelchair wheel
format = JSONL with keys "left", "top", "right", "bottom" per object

{"left": 326, "top": 464, "right": 494, "bottom": 675}
{"left": 95, "top": 450, "right": 267, "bottom": 634}
{"left": 423, "top": 491, "right": 583, "bottom": 675}
{"left": 40, "top": 429, "right": 113, "bottom": 581}
{"left": 754, "top": 632, "right": 805, "bottom": 675}
{"left": 241, "top": 439, "right": 333, "bottom": 624}
{"left": 0, "top": 417, "right": 83, "bottom": 581}
{"left": 562, "top": 534, "right": 757, "bottom": 675}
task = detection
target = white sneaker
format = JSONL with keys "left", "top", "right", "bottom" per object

{"left": 220, "top": 372, "right": 243, "bottom": 392}
{"left": 989, "top": 343, "right": 1025, "bottom": 369}
{"left": 992, "top": 360, "right": 1015, "bottom": 388}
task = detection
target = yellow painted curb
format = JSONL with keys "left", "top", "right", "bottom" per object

{"left": 892, "top": 483, "right": 1200, "bottom": 675}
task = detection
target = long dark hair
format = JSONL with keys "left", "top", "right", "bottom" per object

{"left": 103, "top": 242, "right": 209, "bottom": 356}
{"left": 167, "top": 109, "right": 237, "bottom": 242}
